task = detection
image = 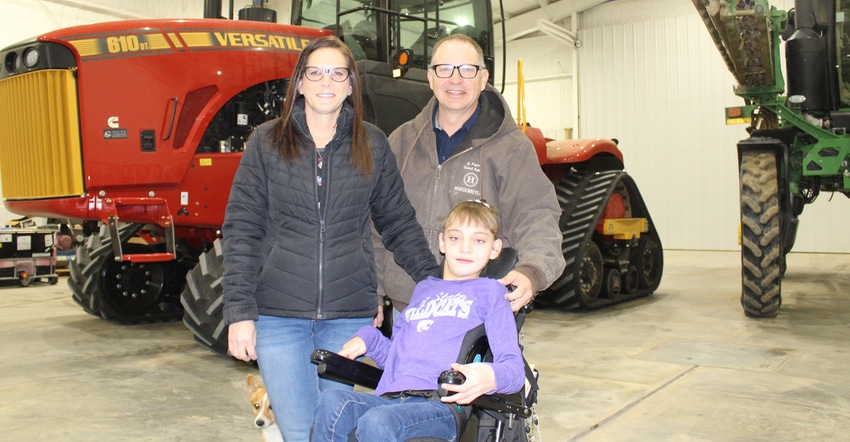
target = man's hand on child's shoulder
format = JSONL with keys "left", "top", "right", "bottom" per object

{"left": 498, "top": 270, "right": 533, "bottom": 312}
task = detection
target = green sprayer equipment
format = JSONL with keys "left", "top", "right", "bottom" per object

{"left": 693, "top": 0, "right": 850, "bottom": 316}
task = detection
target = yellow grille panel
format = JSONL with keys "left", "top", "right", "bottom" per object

{"left": 0, "top": 70, "right": 85, "bottom": 199}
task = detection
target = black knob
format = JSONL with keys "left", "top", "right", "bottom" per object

{"left": 439, "top": 370, "right": 466, "bottom": 385}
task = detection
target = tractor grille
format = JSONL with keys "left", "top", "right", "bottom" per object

{"left": 0, "top": 70, "right": 85, "bottom": 200}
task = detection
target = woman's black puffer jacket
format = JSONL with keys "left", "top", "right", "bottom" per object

{"left": 222, "top": 100, "right": 438, "bottom": 325}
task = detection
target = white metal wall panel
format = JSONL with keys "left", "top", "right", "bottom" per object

{"left": 0, "top": 0, "right": 292, "bottom": 60}
{"left": 0, "top": 1, "right": 201, "bottom": 49}
{"left": 578, "top": 0, "right": 850, "bottom": 253}
{"left": 499, "top": 35, "right": 575, "bottom": 140}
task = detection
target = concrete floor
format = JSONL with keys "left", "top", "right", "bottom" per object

{"left": 2, "top": 250, "right": 850, "bottom": 441}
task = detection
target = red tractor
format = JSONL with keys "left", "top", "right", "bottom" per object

{"left": 0, "top": 0, "right": 662, "bottom": 354}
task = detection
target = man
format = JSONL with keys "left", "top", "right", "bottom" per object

{"left": 375, "top": 34, "right": 565, "bottom": 317}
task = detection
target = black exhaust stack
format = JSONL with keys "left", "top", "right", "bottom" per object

{"left": 203, "top": 0, "right": 224, "bottom": 19}
{"left": 238, "top": 0, "right": 277, "bottom": 23}
{"left": 785, "top": 0, "right": 834, "bottom": 112}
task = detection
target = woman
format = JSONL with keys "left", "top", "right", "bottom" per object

{"left": 221, "top": 36, "right": 439, "bottom": 441}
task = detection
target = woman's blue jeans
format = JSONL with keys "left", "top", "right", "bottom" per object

{"left": 312, "top": 389, "right": 457, "bottom": 442}
{"left": 255, "top": 315, "right": 372, "bottom": 442}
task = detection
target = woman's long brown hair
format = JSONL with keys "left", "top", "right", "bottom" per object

{"left": 273, "top": 35, "right": 371, "bottom": 175}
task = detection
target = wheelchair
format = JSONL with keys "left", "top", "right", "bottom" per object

{"left": 310, "top": 248, "right": 541, "bottom": 442}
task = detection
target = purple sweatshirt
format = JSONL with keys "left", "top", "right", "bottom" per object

{"left": 355, "top": 276, "right": 525, "bottom": 397}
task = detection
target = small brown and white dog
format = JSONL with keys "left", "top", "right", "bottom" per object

{"left": 246, "top": 374, "right": 284, "bottom": 442}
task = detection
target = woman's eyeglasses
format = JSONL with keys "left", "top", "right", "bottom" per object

{"left": 304, "top": 66, "right": 350, "bottom": 82}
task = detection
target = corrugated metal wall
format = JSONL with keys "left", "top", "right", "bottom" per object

{"left": 0, "top": 0, "right": 291, "bottom": 56}
{"left": 571, "top": 0, "right": 849, "bottom": 253}
{"left": 499, "top": 35, "right": 576, "bottom": 140}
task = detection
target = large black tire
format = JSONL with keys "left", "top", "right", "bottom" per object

{"left": 68, "top": 223, "right": 184, "bottom": 322}
{"left": 98, "top": 243, "right": 171, "bottom": 321}
{"left": 739, "top": 151, "right": 783, "bottom": 317}
{"left": 69, "top": 223, "right": 143, "bottom": 317}
{"left": 181, "top": 238, "right": 228, "bottom": 354}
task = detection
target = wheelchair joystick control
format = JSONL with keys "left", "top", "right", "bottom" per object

{"left": 437, "top": 370, "right": 466, "bottom": 397}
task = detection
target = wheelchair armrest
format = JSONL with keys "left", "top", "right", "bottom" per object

{"left": 310, "top": 349, "right": 383, "bottom": 391}
{"left": 470, "top": 392, "right": 532, "bottom": 419}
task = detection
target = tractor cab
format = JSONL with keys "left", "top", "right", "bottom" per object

{"left": 291, "top": 0, "right": 495, "bottom": 134}
{"left": 292, "top": 0, "right": 494, "bottom": 70}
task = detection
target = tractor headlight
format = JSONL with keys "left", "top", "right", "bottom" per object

{"left": 5, "top": 52, "right": 20, "bottom": 73}
{"left": 23, "top": 47, "right": 39, "bottom": 69}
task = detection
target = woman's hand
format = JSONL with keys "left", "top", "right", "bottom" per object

{"left": 227, "top": 320, "right": 257, "bottom": 362}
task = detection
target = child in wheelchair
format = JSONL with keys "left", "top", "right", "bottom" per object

{"left": 311, "top": 200, "right": 526, "bottom": 442}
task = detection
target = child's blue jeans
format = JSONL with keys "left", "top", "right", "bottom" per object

{"left": 312, "top": 389, "right": 457, "bottom": 441}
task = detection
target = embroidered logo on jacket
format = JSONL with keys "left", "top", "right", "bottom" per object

{"left": 454, "top": 161, "right": 481, "bottom": 196}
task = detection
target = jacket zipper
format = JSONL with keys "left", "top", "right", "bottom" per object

{"left": 431, "top": 164, "right": 442, "bottom": 243}
{"left": 429, "top": 144, "right": 476, "bottom": 243}
{"left": 317, "top": 218, "right": 325, "bottom": 319}
{"left": 434, "top": 163, "right": 442, "bottom": 199}
{"left": 316, "top": 147, "right": 325, "bottom": 320}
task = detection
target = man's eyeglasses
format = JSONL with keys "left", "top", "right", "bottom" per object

{"left": 304, "top": 66, "right": 350, "bottom": 82}
{"left": 431, "top": 64, "right": 484, "bottom": 79}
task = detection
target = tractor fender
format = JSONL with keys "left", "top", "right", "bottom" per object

{"left": 545, "top": 138, "right": 623, "bottom": 167}
{"left": 522, "top": 125, "right": 624, "bottom": 168}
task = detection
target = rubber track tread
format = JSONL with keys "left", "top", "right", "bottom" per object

{"left": 536, "top": 171, "right": 663, "bottom": 309}
{"left": 538, "top": 172, "right": 617, "bottom": 307}
{"left": 549, "top": 172, "right": 615, "bottom": 300}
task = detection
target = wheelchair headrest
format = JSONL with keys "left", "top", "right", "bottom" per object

{"left": 479, "top": 247, "right": 518, "bottom": 280}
